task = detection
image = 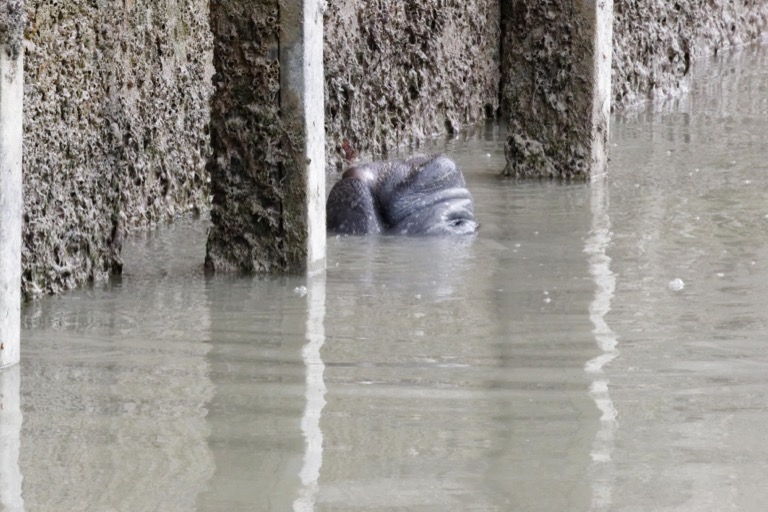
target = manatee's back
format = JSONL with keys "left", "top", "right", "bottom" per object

{"left": 326, "top": 177, "right": 384, "bottom": 235}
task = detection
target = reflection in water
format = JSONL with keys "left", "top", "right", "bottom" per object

{"left": 0, "top": 365, "right": 24, "bottom": 512}
{"left": 18, "top": 217, "right": 215, "bottom": 511}
{"left": 320, "top": 233, "right": 493, "bottom": 510}
{"left": 584, "top": 173, "right": 619, "bottom": 511}
{"left": 294, "top": 273, "right": 327, "bottom": 512}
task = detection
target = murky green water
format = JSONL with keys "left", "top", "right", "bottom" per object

{"left": 3, "top": 45, "right": 768, "bottom": 511}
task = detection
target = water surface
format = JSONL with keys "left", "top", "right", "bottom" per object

{"left": 3, "top": 45, "right": 768, "bottom": 511}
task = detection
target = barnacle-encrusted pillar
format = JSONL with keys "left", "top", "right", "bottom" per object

{"left": 0, "top": 3, "right": 25, "bottom": 369}
{"left": 501, "top": 0, "right": 613, "bottom": 179}
{"left": 206, "top": 0, "right": 326, "bottom": 275}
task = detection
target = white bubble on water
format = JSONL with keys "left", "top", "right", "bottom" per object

{"left": 668, "top": 278, "right": 685, "bottom": 291}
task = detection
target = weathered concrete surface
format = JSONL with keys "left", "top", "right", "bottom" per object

{"left": 501, "top": 0, "right": 767, "bottom": 179}
{"left": 323, "top": 0, "right": 501, "bottom": 171}
{"left": 501, "top": 1, "right": 605, "bottom": 179}
{"left": 16, "top": 0, "right": 768, "bottom": 300}
{"left": 0, "top": 1, "right": 25, "bottom": 59}
{"left": 612, "top": 0, "right": 768, "bottom": 109}
{"left": 206, "top": 1, "right": 294, "bottom": 273}
{"left": 22, "top": 1, "right": 212, "bottom": 299}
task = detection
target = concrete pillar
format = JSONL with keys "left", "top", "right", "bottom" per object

{"left": 206, "top": 0, "right": 326, "bottom": 275}
{"left": 501, "top": 0, "right": 613, "bottom": 179}
{"left": 0, "top": 31, "right": 24, "bottom": 369}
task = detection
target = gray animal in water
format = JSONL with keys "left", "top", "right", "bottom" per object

{"left": 327, "top": 154, "right": 478, "bottom": 236}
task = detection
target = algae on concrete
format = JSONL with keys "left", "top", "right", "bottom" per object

{"left": 612, "top": 0, "right": 768, "bottom": 108}
{"left": 205, "top": 1, "right": 294, "bottom": 273}
{"left": 0, "top": 0, "right": 25, "bottom": 59}
{"left": 16, "top": 0, "right": 768, "bottom": 299}
{"left": 22, "top": 0, "right": 212, "bottom": 299}
{"left": 501, "top": 1, "right": 598, "bottom": 179}
{"left": 323, "top": 0, "right": 501, "bottom": 171}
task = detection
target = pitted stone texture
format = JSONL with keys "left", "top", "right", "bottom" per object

{"left": 324, "top": 0, "right": 501, "bottom": 171}
{"left": 501, "top": 0, "right": 768, "bottom": 178}
{"left": 501, "top": 1, "right": 596, "bottom": 179}
{"left": 206, "top": 1, "right": 307, "bottom": 274}
{"left": 613, "top": 0, "right": 768, "bottom": 108}
{"left": 0, "top": 0, "right": 25, "bottom": 59}
{"left": 23, "top": 1, "right": 213, "bottom": 299}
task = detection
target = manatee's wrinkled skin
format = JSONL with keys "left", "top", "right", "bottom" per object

{"left": 327, "top": 155, "right": 478, "bottom": 236}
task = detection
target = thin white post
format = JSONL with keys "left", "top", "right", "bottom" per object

{"left": 0, "top": 44, "right": 23, "bottom": 369}
{"left": 280, "top": 0, "right": 327, "bottom": 275}
{"left": 589, "top": 0, "right": 614, "bottom": 179}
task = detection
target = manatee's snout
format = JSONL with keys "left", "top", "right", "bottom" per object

{"left": 395, "top": 196, "right": 478, "bottom": 236}
{"left": 437, "top": 198, "right": 479, "bottom": 235}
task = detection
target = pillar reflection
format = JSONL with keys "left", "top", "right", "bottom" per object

{"left": 0, "top": 364, "right": 25, "bottom": 512}
{"left": 585, "top": 172, "right": 619, "bottom": 511}
{"left": 293, "top": 272, "right": 327, "bottom": 512}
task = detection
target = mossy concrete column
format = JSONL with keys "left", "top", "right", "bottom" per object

{"left": 0, "top": 3, "right": 24, "bottom": 369}
{"left": 501, "top": 0, "right": 613, "bottom": 179}
{"left": 206, "top": 1, "right": 326, "bottom": 275}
